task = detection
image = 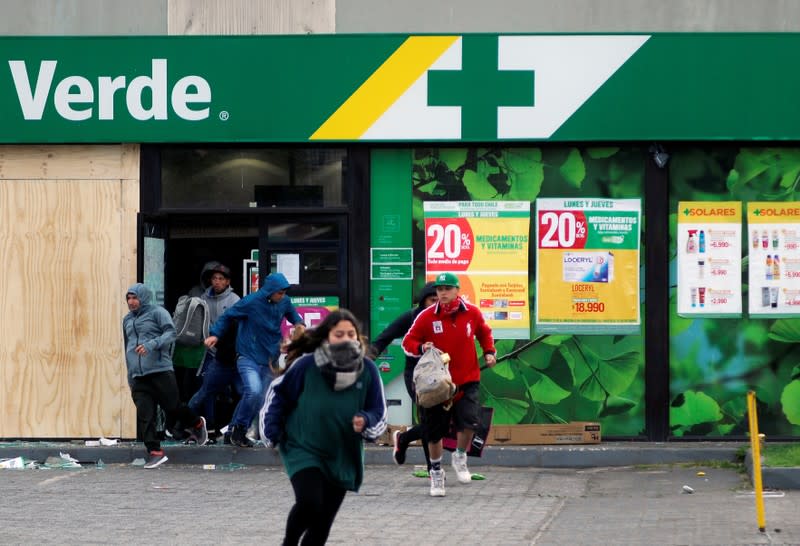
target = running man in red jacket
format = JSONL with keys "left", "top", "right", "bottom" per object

{"left": 402, "top": 272, "right": 496, "bottom": 497}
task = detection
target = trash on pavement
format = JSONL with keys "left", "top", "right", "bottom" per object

{"left": 0, "top": 456, "right": 25, "bottom": 469}
{"left": 42, "top": 452, "right": 82, "bottom": 469}
{"left": 682, "top": 485, "right": 695, "bottom": 494}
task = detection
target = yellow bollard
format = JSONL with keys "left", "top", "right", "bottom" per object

{"left": 746, "top": 391, "right": 766, "bottom": 532}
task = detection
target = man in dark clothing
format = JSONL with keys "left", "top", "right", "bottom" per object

{"left": 123, "top": 283, "right": 208, "bottom": 468}
{"left": 370, "top": 282, "right": 438, "bottom": 471}
{"left": 188, "top": 261, "right": 241, "bottom": 439}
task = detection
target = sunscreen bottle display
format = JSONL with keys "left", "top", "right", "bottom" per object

{"left": 773, "top": 255, "right": 780, "bottom": 280}
{"left": 766, "top": 255, "right": 773, "bottom": 280}
{"left": 698, "top": 230, "right": 705, "bottom": 253}
{"left": 686, "top": 230, "right": 697, "bottom": 253}
{"left": 752, "top": 230, "right": 759, "bottom": 249}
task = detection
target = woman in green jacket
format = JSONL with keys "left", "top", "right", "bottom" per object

{"left": 259, "top": 309, "right": 387, "bottom": 546}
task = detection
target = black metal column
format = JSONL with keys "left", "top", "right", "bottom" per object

{"left": 644, "top": 147, "right": 671, "bottom": 441}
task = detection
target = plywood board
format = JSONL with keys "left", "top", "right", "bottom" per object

{"left": 0, "top": 145, "right": 137, "bottom": 181}
{"left": 0, "top": 145, "right": 139, "bottom": 438}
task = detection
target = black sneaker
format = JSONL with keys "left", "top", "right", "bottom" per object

{"left": 231, "top": 425, "right": 255, "bottom": 448}
{"left": 392, "top": 430, "right": 408, "bottom": 465}
{"left": 143, "top": 450, "right": 168, "bottom": 469}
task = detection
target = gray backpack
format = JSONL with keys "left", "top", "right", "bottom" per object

{"left": 172, "top": 295, "right": 210, "bottom": 347}
{"left": 413, "top": 348, "right": 456, "bottom": 408}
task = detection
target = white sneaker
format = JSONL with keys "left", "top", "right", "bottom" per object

{"left": 429, "top": 468, "right": 446, "bottom": 497}
{"left": 451, "top": 451, "right": 471, "bottom": 483}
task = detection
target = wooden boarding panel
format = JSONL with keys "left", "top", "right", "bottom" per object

{"left": 0, "top": 171, "right": 138, "bottom": 438}
{"left": 0, "top": 145, "right": 138, "bottom": 181}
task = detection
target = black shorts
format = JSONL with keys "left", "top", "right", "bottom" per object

{"left": 420, "top": 382, "right": 481, "bottom": 443}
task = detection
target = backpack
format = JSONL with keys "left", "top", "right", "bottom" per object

{"left": 172, "top": 295, "right": 210, "bottom": 347}
{"left": 413, "top": 348, "right": 457, "bottom": 408}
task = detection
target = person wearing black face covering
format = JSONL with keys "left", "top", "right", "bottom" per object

{"left": 259, "top": 309, "right": 387, "bottom": 546}
{"left": 369, "top": 282, "right": 438, "bottom": 472}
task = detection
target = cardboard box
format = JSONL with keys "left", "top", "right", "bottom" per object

{"left": 376, "top": 424, "right": 424, "bottom": 446}
{"left": 489, "top": 422, "right": 601, "bottom": 445}
{"left": 376, "top": 424, "right": 408, "bottom": 446}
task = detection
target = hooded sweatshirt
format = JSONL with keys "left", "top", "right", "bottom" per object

{"left": 370, "top": 282, "right": 437, "bottom": 372}
{"left": 200, "top": 281, "right": 240, "bottom": 325}
{"left": 123, "top": 283, "right": 176, "bottom": 379}
{"left": 210, "top": 272, "right": 303, "bottom": 366}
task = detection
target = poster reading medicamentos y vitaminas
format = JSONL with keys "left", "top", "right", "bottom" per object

{"left": 535, "top": 198, "right": 641, "bottom": 334}
{"left": 423, "top": 201, "right": 530, "bottom": 339}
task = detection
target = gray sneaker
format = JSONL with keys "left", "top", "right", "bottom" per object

{"left": 143, "top": 450, "right": 168, "bottom": 469}
{"left": 188, "top": 416, "right": 209, "bottom": 446}
{"left": 429, "top": 468, "right": 446, "bottom": 497}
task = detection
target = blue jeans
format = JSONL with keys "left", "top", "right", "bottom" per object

{"left": 231, "top": 355, "right": 275, "bottom": 428}
{"left": 188, "top": 352, "right": 241, "bottom": 429}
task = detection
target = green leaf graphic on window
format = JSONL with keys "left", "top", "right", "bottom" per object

{"left": 670, "top": 390, "right": 723, "bottom": 430}
{"left": 780, "top": 380, "right": 800, "bottom": 425}
{"left": 559, "top": 148, "right": 586, "bottom": 189}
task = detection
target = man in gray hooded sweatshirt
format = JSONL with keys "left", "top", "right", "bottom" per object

{"left": 123, "top": 283, "right": 208, "bottom": 468}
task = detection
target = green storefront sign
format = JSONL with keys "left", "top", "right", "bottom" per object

{"left": 4, "top": 34, "right": 800, "bottom": 143}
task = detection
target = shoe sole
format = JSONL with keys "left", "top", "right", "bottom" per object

{"left": 392, "top": 430, "right": 403, "bottom": 465}
{"left": 429, "top": 490, "right": 446, "bottom": 497}
{"left": 144, "top": 455, "right": 168, "bottom": 469}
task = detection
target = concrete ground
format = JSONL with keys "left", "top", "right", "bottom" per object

{"left": 1, "top": 462, "right": 796, "bottom": 545}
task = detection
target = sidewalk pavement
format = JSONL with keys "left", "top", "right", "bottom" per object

{"left": 2, "top": 462, "right": 797, "bottom": 545}
{"left": 0, "top": 439, "right": 746, "bottom": 468}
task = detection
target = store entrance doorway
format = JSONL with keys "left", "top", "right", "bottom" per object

{"left": 140, "top": 212, "right": 348, "bottom": 314}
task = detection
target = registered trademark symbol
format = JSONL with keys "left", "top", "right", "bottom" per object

{"left": 219, "top": 111, "right": 229, "bottom": 121}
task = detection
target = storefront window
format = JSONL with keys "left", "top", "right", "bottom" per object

{"left": 161, "top": 148, "right": 346, "bottom": 208}
{"left": 267, "top": 221, "right": 340, "bottom": 242}
{"left": 269, "top": 250, "right": 338, "bottom": 284}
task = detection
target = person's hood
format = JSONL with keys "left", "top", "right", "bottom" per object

{"left": 416, "top": 282, "right": 437, "bottom": 308}
{"left": 262, "top": 272, "right": 292, "bottom": 297}
{"left": 200, "top": 261, "right": 231, "bottom": 288}
{"left": 126, "top": 283, "right": 154, "bottom": 313}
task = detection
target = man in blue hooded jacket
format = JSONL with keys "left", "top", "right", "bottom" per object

{"left": 204, "top": 272, "right": 305, "bottom": 447}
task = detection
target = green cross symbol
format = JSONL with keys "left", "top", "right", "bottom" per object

{"left": 428, "top": 36, "right": 534, "bottom": 141}
{"left": 754, "top": 209, "right": 762, "bottom": 216}
{"left": 683, "top": 208, "right": 690, "bottom": 216}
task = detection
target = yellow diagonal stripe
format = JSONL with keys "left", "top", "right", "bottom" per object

{"left": 310, "top": 36, "right": 459, "bottom": 140}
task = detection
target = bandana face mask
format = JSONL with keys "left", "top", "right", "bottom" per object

{"left": 314, "top": 339, "right": 365, "bottom": 390}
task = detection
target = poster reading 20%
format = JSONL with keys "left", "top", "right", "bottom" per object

{"left": 535, "top": 198, "right": 641, "bottom": 334}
